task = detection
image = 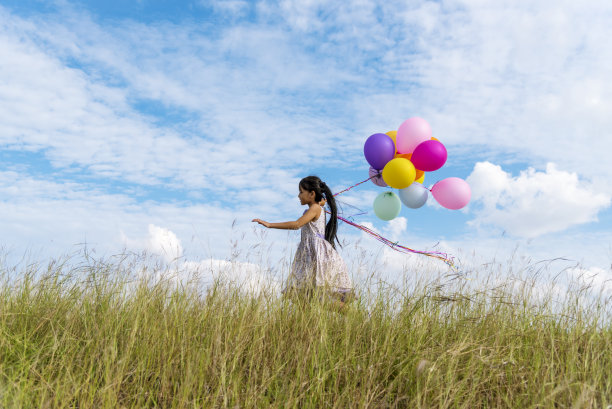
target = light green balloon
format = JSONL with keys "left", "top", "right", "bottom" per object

{"left": 373, "top": 191, "right": 401, "bottom": 221}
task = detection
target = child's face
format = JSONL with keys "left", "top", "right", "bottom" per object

{"left": 298, "top": 185, "right": 315, "bottom": 205}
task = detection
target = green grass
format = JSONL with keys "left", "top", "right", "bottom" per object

{"left": 0, "top": 254, "right": 610, "bottom": 408}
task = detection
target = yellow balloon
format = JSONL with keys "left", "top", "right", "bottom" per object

{"left": 397, "top": 151, "right": 424, "bottom": 180}
{"left": 416, "top": 173, "right": 425, "bottom": 184}
{"left": 386, "top": 131, "right": 398, "bottom": 153}
{"left": 382, "top": 158, "right": 416, "bottom": 189}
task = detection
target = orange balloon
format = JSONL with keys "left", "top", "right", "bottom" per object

{"left": 386, "top": 131, "right": 398, "bottom": 153}
{"left": 415, "top": 171, "right": 425, "bottom": 184}
{"left": 394, "top": 152, "right": 412, "bottom": 160}
{"left": 431, "top": 137, "right": 439, "bottom": 141}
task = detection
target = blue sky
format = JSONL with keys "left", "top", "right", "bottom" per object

{"left": 1, "top": 0, "right": 612, "bottom": 293}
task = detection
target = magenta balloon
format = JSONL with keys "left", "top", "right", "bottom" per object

{"left": 364, "top": 133, "right": 395, "bottom": 170}
{"left": 431, "top": 177, "right": 471, "bottom": 210}
{"left": 396, "top": 117, "right": 432, "bottom": 154}
{"left": 369, "top": 166, "right": 387, "bottom": 187}
{"left": 411, "top": 140, "right": 447, "bottom": 171}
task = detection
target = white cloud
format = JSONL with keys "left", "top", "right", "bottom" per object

{"left": 145, "top": 224, "right": 183, "bottom": 263}
{"left": 279, "top": 0, "right": 331, "bottom": 32}
{"left": 3, "top": 1, "right": 612, "bottom": 195}
{"left": 122, "top": 256, "right": 281, "bottom": 299}
{"left": 0, "top": 6, "right": 355, "bottom": 199}
{"left": 348, "top": 0, "right": 612, "bottom": 182}
{"left": 183, "top": 258, "right": 281, "bottom": 297}
{"left": 467, "top": 161, "right": 611, "bottom": 237}
{"left": 0, "top": 170, "right": 257, "bottom": 262}
{"left": 122, "top": 224, "right": 282, "bottom": 297}
{"left": 384, "top": 216, "right": 407, "bottom": 240}
{"left": 124, "top": 223, "right": 275, "bottom": 295}
{"left": 566, "top": 266, "right": 612, "bottom": 298}
{"left": 206, "top": 0, "right": 251, "bottom": 16}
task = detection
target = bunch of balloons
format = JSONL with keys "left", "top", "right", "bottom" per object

{"left": 364, "top": 117, "right": 471, "bottom": 221}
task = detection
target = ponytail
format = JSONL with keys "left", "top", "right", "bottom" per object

{"left": 299, "top": 176, "right": 341, "bottom": 249}
{"left": 319, "top": 182, "right": 340, "bottom": 249}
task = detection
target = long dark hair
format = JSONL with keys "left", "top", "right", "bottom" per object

{"left": 299, "top": 176, "right": 340, "bottom": 249}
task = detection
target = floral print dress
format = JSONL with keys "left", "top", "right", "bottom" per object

{"left": 282, "top": 208, "right": 353, "bottom": 300}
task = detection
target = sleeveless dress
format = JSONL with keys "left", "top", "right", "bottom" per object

{"left": 282, "top": 208, "right": 354, "bottom": 301}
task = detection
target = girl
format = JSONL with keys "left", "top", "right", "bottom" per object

{"left": 252, "top": 176, "right": 354, "bottom": 312}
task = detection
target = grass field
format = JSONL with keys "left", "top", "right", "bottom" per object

{"left": 0, "top": 252, "right": 610, "bottom": 408}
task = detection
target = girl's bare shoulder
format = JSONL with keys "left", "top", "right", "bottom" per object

{"left": 310, "top": 203, "right": 322, "bottom": 221}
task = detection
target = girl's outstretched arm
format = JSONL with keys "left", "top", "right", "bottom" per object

{"left": 252, "top": 204, "right": 321, "bottom": 230}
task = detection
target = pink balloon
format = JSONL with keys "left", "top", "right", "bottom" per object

{"left": 431, "top": 177, "right": 471, "bottom": 210}
{"left": 369, "top": 167, "right": 387, "bottom": 187}
{"left": 411, "top": 140, "right": 447, "bottom": 171}
{"left": 396, "top": 117, "right": 432, "bottom": 154}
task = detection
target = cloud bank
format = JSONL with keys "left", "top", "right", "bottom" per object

{"left": 467, "top": 161, "right": 611, "bottom": 238}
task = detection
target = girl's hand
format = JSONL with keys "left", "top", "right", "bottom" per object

{"left": 319, "top": 198, "right": 327, "bottom": 207}
{"left": 252, "top": 219, "right": 271, "bottom": 228}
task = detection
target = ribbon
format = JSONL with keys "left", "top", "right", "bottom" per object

{"left": 327, "top": 175, "right": 457, "bottom": 270}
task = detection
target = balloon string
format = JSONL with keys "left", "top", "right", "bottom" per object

{"left": 333, "top": 175, "right": 375, "bottom": 197}
{"left": 325, "top": 209, "right": 457, "bottom": 270}
{"left": 329, "top": 174, "right": 457, "bottom": 271}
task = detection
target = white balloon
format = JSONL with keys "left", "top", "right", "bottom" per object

{"left": 398, "top": 182, "right": 428, "bottom": 209}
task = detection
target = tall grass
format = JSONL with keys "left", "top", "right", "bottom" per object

{"left": 0, "top": 252, "right": 610, "bottom": 408}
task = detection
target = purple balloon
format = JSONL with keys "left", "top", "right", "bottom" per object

{"left": 411, "top": 140, "right": 447, "bottom": 171}
{"left": 364, "top": 133, "right": 395, "bottom": 170}
{"left": 431, "top": 177, "right": 471, "bottom": 210}
{"left": 369, "top": 166, "right": 387, "bottom": 187}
